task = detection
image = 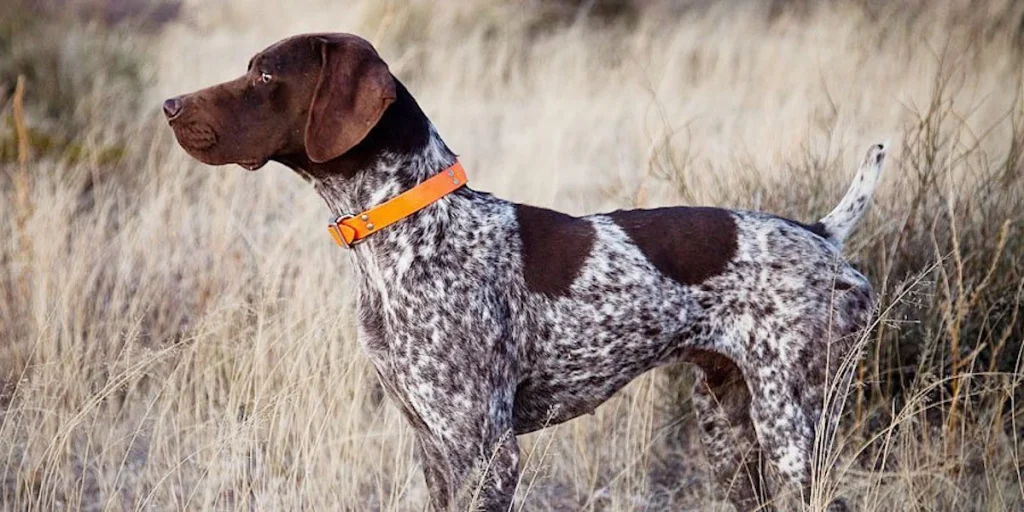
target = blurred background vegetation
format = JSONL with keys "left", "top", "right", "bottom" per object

{"left": 1, "top": 0, "right": 1024, "bottom": 510}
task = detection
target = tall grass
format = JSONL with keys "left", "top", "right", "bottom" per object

{"left": 1, "top": 0, "right": 1023, "bottom": 509}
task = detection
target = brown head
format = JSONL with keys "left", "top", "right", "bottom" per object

{"left": 164, "top": 33, "right": 422, "bottom": 175}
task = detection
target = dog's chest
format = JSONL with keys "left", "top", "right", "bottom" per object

{"left": 354, "top": 249, "right": 513, "bottom": 372}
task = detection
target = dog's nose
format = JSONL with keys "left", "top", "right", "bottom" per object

{"left": 162, "top": 97, "right": 183, "bottom": 119}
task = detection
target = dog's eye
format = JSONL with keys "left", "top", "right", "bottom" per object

{"left": 260, "top": 72, "right": 273, "bottom": 84}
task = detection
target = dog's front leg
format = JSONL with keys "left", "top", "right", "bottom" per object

{"left": 411, "top": 410, "right": 519, "bottom": 511}
{"left": 413, "top": 432, "right": 455, "bottom": 510}
{"left": 400, "top": 374, "right": 520, "bottom": 511}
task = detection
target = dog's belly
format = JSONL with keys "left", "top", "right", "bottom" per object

{"left": 511, "top": 345, "right": 665, "bottom": 433}
{"left": 510, "top": 271, "right": 719, "bottom": 433}
{"left": 511, "top": 303, "right": 711, "bottom": 434}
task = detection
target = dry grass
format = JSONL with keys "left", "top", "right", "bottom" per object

{"left": 1, "top": 0, "right": 1023, "bottom": 510}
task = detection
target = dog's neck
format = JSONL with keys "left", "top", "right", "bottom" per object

{"left": 274, "top": 79, "right": 500, "bottom": 275}
{"left": 309, "top": 127, "right": 458, "bottom": 218}
{"left": 277, "top": 78, "right": 460, "bottom": 218}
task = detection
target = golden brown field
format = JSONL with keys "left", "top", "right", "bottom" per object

{"left": 2, "top": 0, "right": 1023, "bottom": 510}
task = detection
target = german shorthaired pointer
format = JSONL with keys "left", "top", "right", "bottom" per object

{"left": 164, "top": 33, "right": 884, "bottom": 511}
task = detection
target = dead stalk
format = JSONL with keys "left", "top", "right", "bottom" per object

{"left": 12, "top": 75, "right": 34, "bottom": 302}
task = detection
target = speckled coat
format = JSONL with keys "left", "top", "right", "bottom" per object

{"left": 313, "top": 117, "right": 881, "bottom": 510}
{"left": 164, "top": 33, "right": 884, "bottom": 512}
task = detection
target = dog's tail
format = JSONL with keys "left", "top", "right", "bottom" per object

{"left": 816, "top": 143, "right": 887, "bottom": 248}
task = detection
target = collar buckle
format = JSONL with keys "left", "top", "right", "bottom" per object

{"left": 328, "top": 214, "right": 363, "bottom": 249}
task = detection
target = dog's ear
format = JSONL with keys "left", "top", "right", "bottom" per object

{"left": 305, "top": 35, "right": 396, "bottom": 163}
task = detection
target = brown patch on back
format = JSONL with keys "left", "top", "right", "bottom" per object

{"left": 609, "top": 207, "right": 737, "bottom": 286}
{"left": 515, "top": 204, "right": 596, "bottom": 297}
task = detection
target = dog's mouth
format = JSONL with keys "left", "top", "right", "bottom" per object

{"left": 238, "top": 159, "right": 268, "bottom": 171}
{"left": 168, "top": 120, "right": 269, "bottom": 171}
{"left": 169, "top": 121, "right": 218, "bottom": 151}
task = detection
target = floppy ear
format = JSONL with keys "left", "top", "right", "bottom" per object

{"left": 305, "top": 35, "right": 397, "bottom": 163}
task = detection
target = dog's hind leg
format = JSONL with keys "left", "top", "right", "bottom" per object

{"left": 747, "top": 355, "right": 846, "bottom": 511}
{"left": 691, "top": 354, "right": 773, "bottom": 511}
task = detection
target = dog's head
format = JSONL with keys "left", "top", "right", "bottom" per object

{"left": 163, "top": 33, "right": 396, "bottom": 170}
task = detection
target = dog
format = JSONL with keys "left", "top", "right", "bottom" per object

{"left": 164, "top": 33, "right": 884, "bottom": 511}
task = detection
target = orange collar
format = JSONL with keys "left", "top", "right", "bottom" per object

{"left": 328, "top": 161, "right": 468, "bottom": 248}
